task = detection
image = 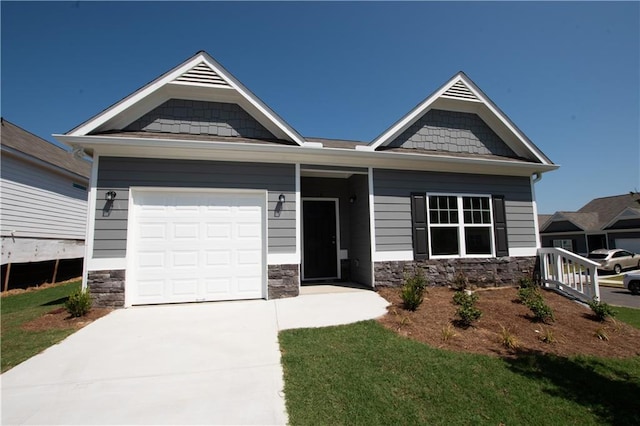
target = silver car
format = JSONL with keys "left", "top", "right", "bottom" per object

{"left": 623, "top": 272, "right": 640, "bottom": 295}
{"left": 587, "top": 249, "right": 640, "bottom": 274}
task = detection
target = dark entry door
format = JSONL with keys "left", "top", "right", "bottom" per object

{"left": 303, "top": 200, "right": 338, "bottom": 279}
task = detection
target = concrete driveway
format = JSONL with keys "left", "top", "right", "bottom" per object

{"left": 1, "top": 289, "right": 389, "bottom": 425}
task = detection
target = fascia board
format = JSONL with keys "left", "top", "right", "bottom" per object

{"left": 67, "top": 52, "right": 306, "bottom": 146}
{"left": 459, "top": 74, "right": 552, "bottom": 165}
{"left": 197, "top": 52, "right": 306, "bottom": 146}
{"left": 369, "top": 76, "right": 457, "bottom": 150}
{"left": 56, "top": 134, "right": 558, "bottom": 177}
{"left": 368, "top": 72, "right": 554, "bottom": 167}
{"left": 68, "top": 55, "right": 206, "bottom": 136}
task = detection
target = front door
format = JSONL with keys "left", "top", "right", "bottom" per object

{"left": 303, "top": 199, "right": 338, "bottom": 280}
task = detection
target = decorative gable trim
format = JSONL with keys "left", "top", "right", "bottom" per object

{"left": 364, "top": 72, "right": 554, "bottom": 166}
{"left": 442, "top": 80, "right": 479, "bottom": 101}
{"left": 174, "top": 62, "right": 230, "bottom": 87}
{"left": 67, "top": 51, "right": 305, "bottom": 146}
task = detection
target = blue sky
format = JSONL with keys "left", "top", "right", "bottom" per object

{"left": 2, "top": 1, "right": 638, "bottom": 214}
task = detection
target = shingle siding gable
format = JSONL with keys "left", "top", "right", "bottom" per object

{"left": 386, "top": 109, "right": 518, "bottom": 158}
{"left": 122, "top": 99, "right": 276, "bottom": 140}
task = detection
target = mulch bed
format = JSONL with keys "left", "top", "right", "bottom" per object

{"left": 377, "top": 286, "right": 640, "bottom": 358}
{"left": 21, "top": 307, "right": 112, "bottom": 332}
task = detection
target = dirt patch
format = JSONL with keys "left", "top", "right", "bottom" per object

{"left": 21, "top": 307, "right": 112, "bottom": 332}
{"left": 377, "top": 286, "right": 640, "bottom": 358}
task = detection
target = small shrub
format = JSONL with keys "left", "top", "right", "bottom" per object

{"left": 452, "top": 271, "right": 469, "bottom": 290}
{"left": 519, "top": 276, "right": 536, "bottom": 289}
{"left": 456, "top": 305, "right": 482, "bottom": 327}
{"left": 594, "top": 326, "right": 609, "bottom": 341}
{"left": 441, "top": 323, "right": 458, "bottom": 342}
{"left": 400, "top": 270, "right": 427, "bottom": 311}
{"left": 537, "top": 326, "right": 556, "bottom": 344}
{"left": 588, "top": 297, "right": 616, "bottom": 322}
{"left": 65, "top": 287, "right": 92, "bottom": 317}
{"left": 453, "top": 290, "right": 482, "bottom": 327}
{"left": 517, "top": 286, "right": 542, "bottom": 306}
{"left": 453, "top": 291, "right": 478, "bottom": 307}
{"left": 528, "top": 299, "right": 555, "bottom": 323}
{"left": 499, "top": 325, "right": 519, "bottom": 349}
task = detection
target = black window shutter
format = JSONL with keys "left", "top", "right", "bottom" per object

{"left": 410, "top": 193, "right": 428, "bottom": 260}
{"left": 493, "top": 195, "right": 509, "bottom": 257}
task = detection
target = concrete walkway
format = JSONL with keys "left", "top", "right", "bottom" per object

{"left": 1, "top": 288, "right": 389, "bottom": 425}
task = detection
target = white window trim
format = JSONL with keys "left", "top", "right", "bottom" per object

{"left": 426, "top": 192, "right": 495, "bottom": 259}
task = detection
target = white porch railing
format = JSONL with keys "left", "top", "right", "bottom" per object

{"left": 537, "top": 247, "right": 600, "bottom": 302}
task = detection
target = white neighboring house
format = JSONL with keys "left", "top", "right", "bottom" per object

{"left": 1, "top": 118, "right": 90, "bottom": 287}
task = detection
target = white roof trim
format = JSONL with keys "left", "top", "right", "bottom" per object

{"left": 67, "top": 51, "right": 306, "bottom": 146}
{"left": 603, "top": 207, "right": 640, "bottom": 229}
{"left": 55, "top": 134, "right": 558, "bottom": 177}
{"left": 368, "top": 72, "right": 553, "bottom": 165}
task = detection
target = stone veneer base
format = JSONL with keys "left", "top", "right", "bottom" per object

{"left": 88, "top": 264, "right": 300, "bottom": 307}
{"left": 268, "top": 264, "right": 300, "bottom": 299}
{"left": 374, "top": 257, "right": 537, "bottom": 288}
{"left": 87, "top": 269, "right": 125, "bottom": 308}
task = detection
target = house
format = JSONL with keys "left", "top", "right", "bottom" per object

{"left": 539, "top": 194, "right": 640, "bottom": 255}
{"left": 54, "top": 51, "right": 557, "bottom": 307}
{"left": 1, "top": 118, "right": 91, "bottom": 289}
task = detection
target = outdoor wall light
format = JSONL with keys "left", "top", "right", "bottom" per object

{"left": 278, "top": 194, "right": 286, "bottom": 203}
{"left": 105, "top": 191, "right": 117, "bottom": 201}
{"left": 349, "top": 195, "right": 357, "bottom": 204}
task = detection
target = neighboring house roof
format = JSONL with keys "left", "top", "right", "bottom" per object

{"left": 1, "top": 118, "right": 90, "bottom": 179}
{"left": 538, "top": 214, "right": 552, "bottom": 229}
{"left": 540, "top": 194, "right": 640, "bottom": 233}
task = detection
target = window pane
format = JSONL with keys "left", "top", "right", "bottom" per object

{"left": 464, "top": 211, "right": 472, "bottom": 223}
{"left": 481, "top": 198, "right": 490, "bottom": 209}
{"left": 429, "top": 196, "right": 438, "bottom": 208}
{"left": 439, "top": 211, "right": 449, "bottom": 224}
{"left": 482, "top": 212, "right": 490, "bottom": 223}
{"left": 465, "top": 227, "right": 492, "bottom": 255}
{"left": 450, "top": 211, "right": 458, "bottom": 224}
{"left": 431, "top": 227, "right": 459, "bottom": 255}
{"left": 448, "top": 196, "right": 457, "bottom": 208}
{"left": 463, "top": 197, "right": 471, "bottom": 209}
{"left": 472, "top": 197, "right": 480, "bottom": 209}
{"left": 473, "top": 211, "right": 481, "bottom": 223}
{"left": 430, "top": 211, "right": 439, "bottom": 224}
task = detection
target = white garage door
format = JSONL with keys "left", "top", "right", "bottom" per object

{"left": 130, "top": 190, "right": 265, "bottom": 305}
{"left": 615, "top": 238, "right": 640, "bottom": 254}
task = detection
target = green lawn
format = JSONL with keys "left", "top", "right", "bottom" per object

{"left": 279, "top": 321, "right": 640, "bottom": 425}
{"left": 1, "top": 281, "right": 81, "bottom": 372}
{"left": 615, "top": 306, "right": 640, "bottom": 329}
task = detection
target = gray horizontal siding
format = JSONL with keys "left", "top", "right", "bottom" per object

{"left": 373, "top": 169, "right": 535, "bottom": 252}
{"left": 0, "top": 156, "right": 88, "bottom": 240}
{"left": 94, "top": 157, "right": 295, "bottom": 258}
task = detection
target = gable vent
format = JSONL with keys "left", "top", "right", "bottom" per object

{"left": 175, "top": 63, "right": 229, "bottom": 86}
{"left": 442, "top": 81, "right": 478, "bottom": 100}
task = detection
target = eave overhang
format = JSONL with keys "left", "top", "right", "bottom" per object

{"left": 55, "top": 134, "right": 559, "bottom": 178}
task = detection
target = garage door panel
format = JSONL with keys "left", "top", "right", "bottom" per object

{"left": 204, "top": 278, "right": 231, "bottom": 294}
{"left": 205, "top": 250, "right": 231, "bottom": 266}
{"left": 130, "top": 190, "right": 266, "bottom": 305}
{"left": 615, "top": 238, "right": 640, "bottom": 254}
{"left": 206, "top": 223, "right": 232, "bottom": 240}
{"left": 173, "top": 223, "right": 199, "bottom": 240}
{"left": 171, "top": 251, "right": 199, "bottom": 268}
